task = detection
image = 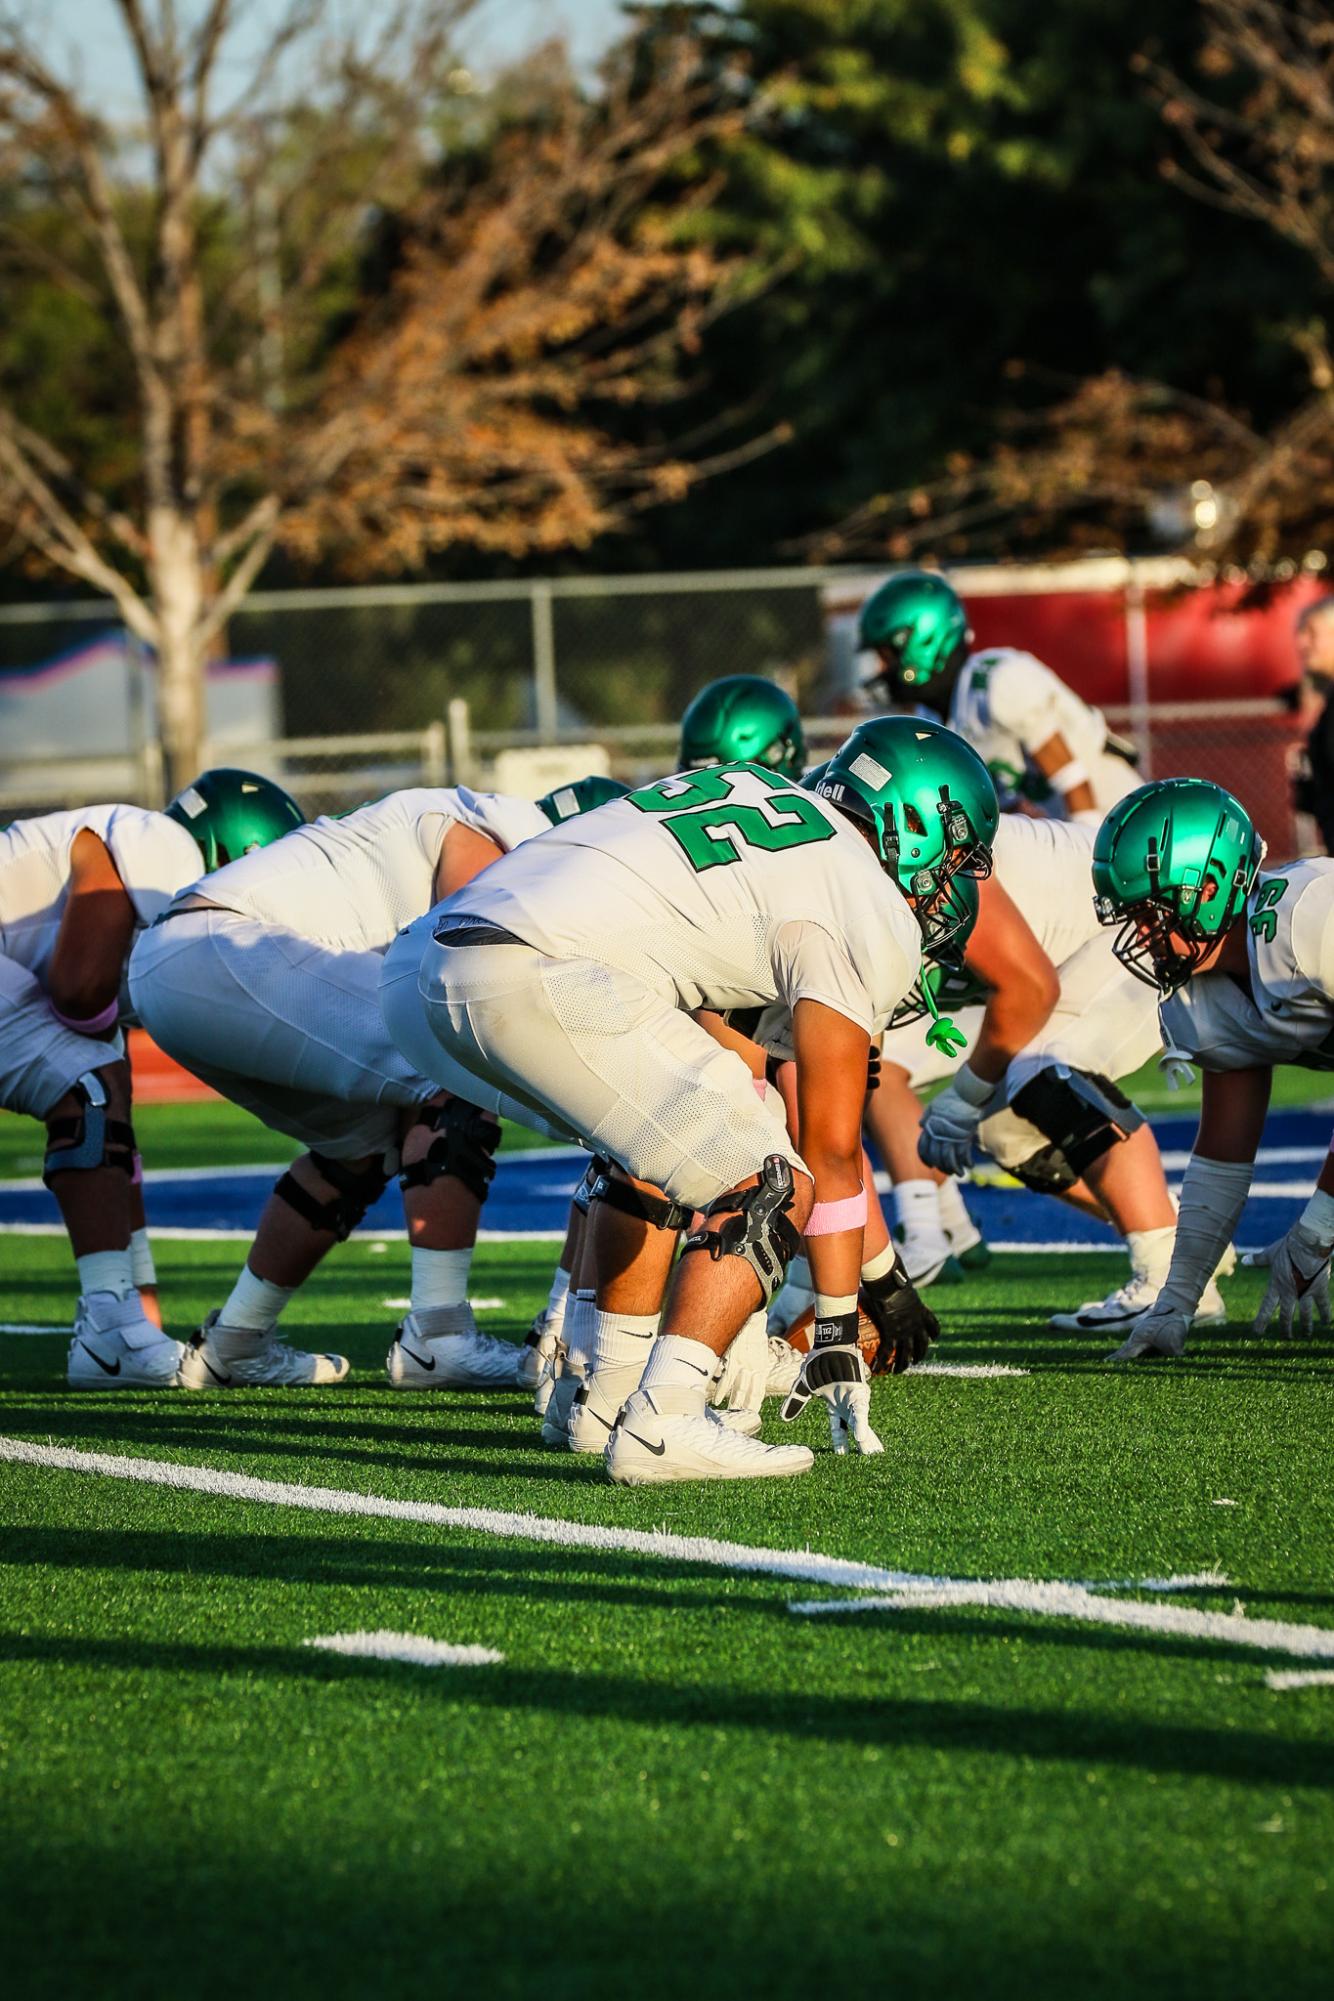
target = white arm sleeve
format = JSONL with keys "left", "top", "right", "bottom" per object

{"left": 770, "top": 919, "right": 874, "bottom": 1033}
{"left": 1159, "top": 1156, "right": 1253, "bottom": 1315}
{"left": 986, "top": 653, "right": 1067, "bottom": 751}
{"left": 102, "top": 807, "right": 206, "bottom": 925}
{"left": 1289, "top": 869, "right": 1334, "bottom": 1004}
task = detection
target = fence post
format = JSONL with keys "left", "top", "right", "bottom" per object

{"left": 139, "top": 736, "right": 164, "bottom": 808}
{"left": 423, "top": 718, "right": 447, "bottom": 786}
{"left": 447, "top": 697, "right": 475, "bottom": 787}
{"left": 1124, "top": 561, "right": 1153, "bottom": 779}
{"left": 530, "top": 581, "right": 558, "bottom": 742}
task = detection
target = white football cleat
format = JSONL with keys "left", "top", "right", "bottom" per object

{"left": 1051, "top": 1273, "right": 1228, "bottom": 1333}
{"left": 386, "top": 1312, "right": 519, "bottom": 1389}
{"left": 179, "top": 1310, "right": 349, "bottom": 1388}
{"left": 604, "top": 1384, "right": 814, "bottom": 1486}
{"left": 540, "top": 1367, "right": 583, "bottom": 1447}
{"left": 891, "top": 1224, "right": 963, "bottom": 1288}
{"left": 517, "top": 1310, "right": 559, "bottom": 1391}
{"left": 67, "top": 1291, "right": 184, "bottom": 1390}
{"left": 566, "top": 1363, "right": 644, "bottom": 1454}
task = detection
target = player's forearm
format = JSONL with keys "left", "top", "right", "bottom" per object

{"left": 969, "top": 974, "right": 1058, "bottom": 1084}
{"left": 801, "top": 1143, "right": 866, "bottom": 1302}
{"left": 1159, "top": 1155, "right": 1253, "bottom": 1314}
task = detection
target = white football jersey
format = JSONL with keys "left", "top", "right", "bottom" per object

{"left": 191, "top": 786, "right": 550, "bottom": 953}
{"left": 439, "top": 764, "right": 921, "bottom": 1033}
{"left": 0, "top": 804, "right": 202, "bottom": 986}
{"left": 990, "top": 814, "right": 1099, "bottom": 966}
{"left": 1161, "top": 859, "right": 1334, "bottom": 1072}
{"left": 948, "top": 648, "right": 1137, "bottom": 817}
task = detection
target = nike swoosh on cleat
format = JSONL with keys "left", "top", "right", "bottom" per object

{"left": 76, "top": 1341, "right": 120, "bottom": 1377}
{"left": 622, "top": 1430, "right": 666, "bottom": 1456}
{"left": 197, "top": 1352, "right": 233, "bottom": 1386}
{"left": 398, "top": 1343, "right": 435, "bottom": 1372}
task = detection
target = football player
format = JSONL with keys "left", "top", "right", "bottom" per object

{"left": 678, "top": 674, "right": 806, "bottom": 779}
{"left": 129, "top": 777, "right": 625, "bottom": 1390}
{"left": 0, "top": 768, "right": 300, "bottom": 1387}
{"left": 859, "top": 570, "right": 1140, "bottom": 822}
{"left": 875, "top": 811, "right": 1231, "bottom": 1331}
{"left": 382, "top": 717, "right": 997, "bottom": 1484}
{"left": 1088, "top": 777, "right": 1333, "bottom": 1360}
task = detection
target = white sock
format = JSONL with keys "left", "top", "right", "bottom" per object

{"left": 892, "top": 1180, "right": 946, "bottom": 1238}
{"left": 1127, "top": 1224, "right": 1175, "bottom": 1287}
{"left": 935, "top": 1177, "right": 973, "bottom": 1238}
{"left": 545, "top": 1266, "right": 572, "bottom": 1338}
{"left": 590, "top": 1308, "right": 658, "bottom": 1376}
{"left": 565, "top": 1288, "right": 597, "bottom": 1369}
{"left": 639, "top": 1333, "right": 717, "bottom": 1408}
{"left": 220, "top": 1266, "right": 295, "bottom": 1334}
{"left": 410, "top": 1245, "right": 474, "bottom": 1313}
{"left": 129, "top": 1229, "right": 157, "bottom": 1290}
{"left": 76, "top": 1249, "right": 133, "bottom": 1300}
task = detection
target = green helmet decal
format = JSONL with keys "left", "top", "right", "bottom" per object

{"left": 857, "top": 571, "right": 972, "bottom": 703}
{"left": 166, "top": 767, "right": 304, "bottom": 872}
{"left": 537, "top": 775, "right": 631, "bottom": 825}
{"left": 1092, "top": 778, "right": 1266, "bottom": 993}
{"left": 678, "top": 675, "right": 805, "bottom": 781}
{"left": 810, "top": 717, "right": 998, "bottom": 952}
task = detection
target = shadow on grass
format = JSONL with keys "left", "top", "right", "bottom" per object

{"left": 1, "top": 1624, "right": 1330, "bottom": 1793}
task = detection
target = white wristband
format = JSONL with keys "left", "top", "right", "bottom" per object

{"left": 1298, "top": 1186, "right": 1334, "bottom": 1251}
{"left": 1049, "top": 758, "right": 1089, "bottom": 793}
{"left": 1160, "top": 1155, "right": 1253, "bottom": 1314}
{"left": 954, "top": 1061, "right": 996, "bottom": 1109}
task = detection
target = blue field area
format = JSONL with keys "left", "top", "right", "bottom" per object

{"left": 0, "top": 1107, "right": 1328, "bottom": 1247}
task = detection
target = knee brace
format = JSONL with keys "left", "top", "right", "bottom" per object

{"left": 1007, "top": 1065, "right": 1144, "bottom": 1187}
{"left": 588, "top": 1168, "right": 693, "bottom": 1234}
{"left": 680, "top": 1155, "right": 802, "bottom": 1301}
{"left": 274, "top": 1151, "right": 389, "bottom": 1241}
{"left": 399, "top": 1099, "right": 500, "bottom": 1206}
{"left": 573, "top": 1155, "right": 614, "bottom": 1216}
{"left": 42, "top": 1071, "right": 135, "bottom": 1186}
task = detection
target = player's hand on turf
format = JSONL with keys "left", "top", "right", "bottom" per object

{"left": 1243, "top": 1223, "right": 1333, "bottom": 1337}
{"left": 781, "top": 1338, "right": 884, "bottom": 1456}
{"left": 918, "top": 1066, "right": 994, "bottom": 1177}
{"left": 861, "top": 1260, "right": 939, "bottom": 1373}
{"left": 1106, "top": 1298, "right": 1191, "bottom": 1362}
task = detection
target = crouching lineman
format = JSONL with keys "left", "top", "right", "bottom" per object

{"left": 0, "top": 770, "right": 301, "bottom": 1387}
{"left": 859, "top": 570, "right": 1139, "bottom": 823}
{"left": 129, "top": 776, "right": 624, "bottom": 1389}
{"left": 1089, "top": 777, "right": 1334, "bottom": 1360}
{"left": 874, "top": 811, "right": 1232, "bottom": 1331}
{"left": 382, "top": 717, "right": 998, "bottom": 1484}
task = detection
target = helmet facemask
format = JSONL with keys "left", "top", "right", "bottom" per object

{"left": 1095, "top": 835, "right": 1246, "bottom": 995}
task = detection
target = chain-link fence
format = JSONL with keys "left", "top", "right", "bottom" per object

{"left": 0, "top": 562, "right": 1319, "bottom": 855}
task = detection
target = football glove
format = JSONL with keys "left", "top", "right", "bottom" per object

{"left": 1243, "top": 1217, "right": 1334, "bottom": 1337}
{"left": 781, "top": 1315, "right": 884, "bottom": 1456}
{"left": 918, "top": 1063, "right": 995, "bottom": 1176}
{"left": 1106, "top": 1297, "right": 1191, "bottom": 1362}
{"left": 861, "top": 1259, "right": 939, "bottom": 1374}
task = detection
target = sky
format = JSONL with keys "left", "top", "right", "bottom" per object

{"left": 47, "top": 0, "right": 631, "bottom": 111}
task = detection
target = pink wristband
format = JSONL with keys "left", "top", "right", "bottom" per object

{"left": 806, "top": 1188, "right": 868, "bottom": 1236}
{"left": 751, "top": 1076, "right": 769, "bottom": 1101}
{"left": 51, "top": 997, "right": 120, "bottom": 1036}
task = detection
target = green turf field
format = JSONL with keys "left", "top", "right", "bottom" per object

{"left": 2, "top": 1105, "right": 1333, "bottom": 1998}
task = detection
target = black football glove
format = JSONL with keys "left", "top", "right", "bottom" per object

{"left": 861, "top": 1259, "right": 939, "bottom": 1375}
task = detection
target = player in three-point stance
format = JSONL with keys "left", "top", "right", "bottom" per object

{"left": 382, "top": 716, "right": 997, "bottom": 1485}
{"left": 130, "top": 777, "right": 625, "bottom": 1390}
{"left": 0, "top": 768, "right": 300, "bottom": 1387}
{"left": 1090, "top": 776, "right": 1334, "bottom": 1359}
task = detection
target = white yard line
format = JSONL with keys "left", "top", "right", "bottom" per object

{"left": 0, "top": 1222, "right": 566, "bottom": 1243}
{"left": 1265, "top": 1668, "right": 1334, "bottom": 1691}
{"left": 305, "top": 1631, "right": 503, "bottom": 1667}
{"left": 786, "top": 1578, "right": 1334, "bottom": 1660}
{"left": 2, "top": 1435, "right": 1330, "bottom": 1665}
{"left": 0, "top": 1435, "right": 938, "bottom": 1593}
{"left": 0, "top": 1322, "right": 69, "bottom": 1336}
{"left": 0, "top": 1143, "right": 585, "bottom": 1194}
{"left": 909, "top": 1362, "right": 1030, "bottom": 1378}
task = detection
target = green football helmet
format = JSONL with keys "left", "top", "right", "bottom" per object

{"left": 858, "top": 570, "right": 972, "bottom": 705}
{"left": 889, "top": 874, "right": 981, "bottom": 1044}
{"left": 810, "top": 717, "right": 998, "bottom": 952}
{"left": 1092, "top": 778, "right": 1265, "bottom": 993}
{"left": 165, "top": 767, "right": 304, "bottom": 872}
{"left": 678, "top": 675, "right": 805, "bottom": 780}
{"left": 537, "top": 775, "right": 631, "bottom": 824}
